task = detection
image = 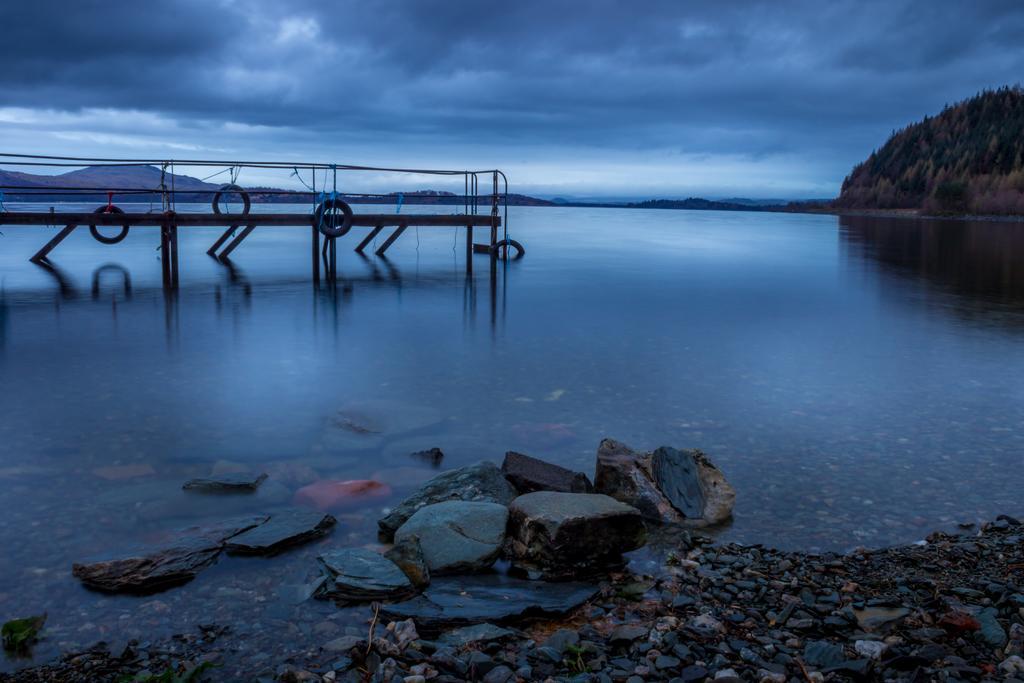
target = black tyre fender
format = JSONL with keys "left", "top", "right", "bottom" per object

{"left": 315, "top": 198, "right": 354, "bottom": 238}
{"left": 212, "top": 184, "right": 251, "bottom": 216}
{"left": 88, "top": 205, "right": 130, "bottom": 245}
{"left": 491, "top": 238, "right": 525, "bottom": 260}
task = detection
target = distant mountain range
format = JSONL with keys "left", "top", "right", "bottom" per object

{"left": 0, "top": 165, "right": 555, "bottom": 207}
{"left": 0, "top": 164, "right": 791, "bottom": 213}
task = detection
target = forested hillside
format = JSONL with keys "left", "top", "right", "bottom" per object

{"left": 836, "top": 86, "right": 1024, "bottom": 214}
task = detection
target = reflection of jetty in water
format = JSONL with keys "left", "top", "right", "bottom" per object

{"left": 2, "top": 255, "right": 512, "bottom": 350}
{"left": 840, "top": 215, "right": 1024, "bottom": 321}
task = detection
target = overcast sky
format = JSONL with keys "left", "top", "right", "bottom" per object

{"left": 0, "top": 0, "right": 1021, "bottom": 199}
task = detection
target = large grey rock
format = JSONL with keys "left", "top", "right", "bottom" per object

{"left": 594, "top": 439, "right": 734, "bottom": 527}
{"left": 72, "top": 515, "right": 268, "bottom": 593}
{"left": 380, "top": 574, "right": 600, "bottom": 634}
{"left": 501, "top": 451, "right": 593, "bottom": 494}
{"left": 316, "top": 548, "right": 417, "bottom": 603}
{"left": 224, "top": 508, "right": 336, "bottom": 555}
{"left": 378, "top": 462, "right": 517, "bottom": 540}
{"left": 395, "top": 501, "right": 508, "bottom": 574}
{"left": 505, "top": 491, "right": 645, "bottom": 578}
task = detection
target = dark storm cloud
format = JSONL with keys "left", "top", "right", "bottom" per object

{"left": 0, "top": 0, "right": 1022, "bottom": 196}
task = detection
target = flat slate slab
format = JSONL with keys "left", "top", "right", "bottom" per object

{"left": 225, "top": 508, "right": 336, "bottom": 555}
{"left": 650, "top": 447, "right": 705, "bottom": 518}
{"left": 501, "top": 451, "right": 593, "bottom": 494}
{"left": 316, "top": 548, "right": 416, "bottom": 603}
{"left": 72, "top": 515, "right": 268, "bottom": 593}
{"left": 379, "top": 573, "right": 600, "bottom": 633}
{"left": 182, "top": 472, "right": 268, "bottom": 493}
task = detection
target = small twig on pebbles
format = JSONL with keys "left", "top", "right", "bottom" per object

{"left": 795, "top": 657, "right": 814, "bottom": 683}
{"left": 366, "top": 603, "right": 380, "bottom": 656}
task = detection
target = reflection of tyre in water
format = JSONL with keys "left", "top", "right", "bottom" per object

{"left": 88, "top": 206, "right": 130, "bottom": 244}
{"left": 91, "top": 264, "right": 132, "bottom": 300}
{"left": 491, "top": 238, "right": 525, "bottom": 260}
{"left": 212, "top": 184, "right": 251, "bottom": 216}
{"left": 315, "top": 198, "right": 354, "bottom": 238}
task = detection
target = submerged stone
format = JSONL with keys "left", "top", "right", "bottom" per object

{"left": 501, "top": 451, "right": 593, "bottom": 494}
{"left": 182, "top": 472, "right": 268, "bottom": 493}
{"left": 505, "top": 491, "right": 645, "bottom": 578}
{"left": 395, "top": 501, "right": 508, "bottom": 575}
{"left": 294, "top": 479, "right": 392, "bottom": 512}
{"left": 316, "top": 548, "right": 417, "bottom": 603}
{"left": 224, "top": 508, "right": 336, "bottom": 555}
{"left": 378, "top": 462, "right": 517, "bottom": 541}
{"left": 335, "top": 399, "right": 442, "bottom": 434}
{"left": 379, "top": 573, "right": 600, "bottom": 633}
{"left": 72, "top": 515, "right": 268, "bottom": 593}
{"left": 410, "top": 447, "right": 445, "bottom": 467}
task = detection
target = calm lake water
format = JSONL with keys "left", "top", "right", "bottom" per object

{"left": 1, "top": 204, "right": 1023, "bottom": 670}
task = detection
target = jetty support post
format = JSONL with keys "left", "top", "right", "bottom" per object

{"left": 219, "top": 225, "right": 256, "bottom": 260}
{"left": 160, "top": 222, "right": 171, "bottom": 287}
{"left": 329, "top": 237, "right": 337, "bottom": 281}
{"left": 490, "top": 171, "right": 499, "bottom": 255}
{"left": 29, "top": 224, "right": 77, "bottom": 263}
{"left": 356, "top": 225, "right": 383, "bottom": 253}
{"left": 311, "top": 225, "right": 320, "bottom": 284}
{"left": 170, "top": 224, "right": 180, "bottom": 288}
{"left": 159, "top": 221, "right": 180, "bottom": 289}
{"left": 465, "top": 224, "right": 473, "bottom": 273}
{"left": 319, "top": 235, "right": 338, "bottom": 282}
{"left": 374, "top": 223, "right": 407, "bottom": 257}
{"left": 207, "top": 225, "right": 238, "bottom": 257}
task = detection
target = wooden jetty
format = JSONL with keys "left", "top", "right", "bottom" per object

{"left": 0, "top": 154, "right": 522, "bottom": 288}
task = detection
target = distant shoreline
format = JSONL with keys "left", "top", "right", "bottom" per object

{"left": 7, "top": 197, "right": 1024, "bottom": 223}
{"left": 781, "top": 205, "right": 1024, "bottom": 223}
